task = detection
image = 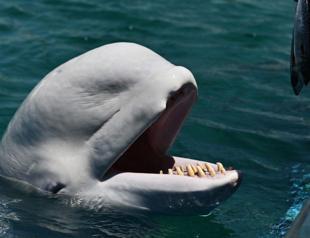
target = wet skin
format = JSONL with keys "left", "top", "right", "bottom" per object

{"left": 0, "top": 43, "right": 241, "bottom": 214}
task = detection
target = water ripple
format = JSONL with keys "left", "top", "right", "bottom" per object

{"left": 0, "top": 0, "right": 304, "bottom": 237}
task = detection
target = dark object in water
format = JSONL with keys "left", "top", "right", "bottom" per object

{"left": 285, "top": 200, "right": 310, "bottom": 238}
{"left": 291, "top": 0, "right": 310, "bottom": 95}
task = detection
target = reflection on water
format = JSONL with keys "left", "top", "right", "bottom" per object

{"left": 0, "top": 177, "right": 159, "bottom": 238}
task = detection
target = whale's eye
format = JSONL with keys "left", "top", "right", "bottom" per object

{"left": 45, "top": 182, "right": 66, "bottom": 194}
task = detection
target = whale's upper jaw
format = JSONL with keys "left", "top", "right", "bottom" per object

{"left": 94, "top": 83, "right": 242, "bottom": 214}
{"left": 110, "top": 83, "right": 197, "bottom": 175}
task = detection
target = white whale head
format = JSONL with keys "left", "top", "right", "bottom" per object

{"left": 0, "top": 42, "right": 241, "bottom": 214}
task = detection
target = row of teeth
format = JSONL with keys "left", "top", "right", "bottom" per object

{"left": 159, "top": 162, "right": 226, "bottom": 177}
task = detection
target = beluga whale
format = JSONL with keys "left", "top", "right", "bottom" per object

{"left": 0, "top": 42, "right": 241, "bottom": 214}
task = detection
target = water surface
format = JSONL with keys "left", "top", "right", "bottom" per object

{"left": 0, "top": 0, "right": 309, "bottom": 237}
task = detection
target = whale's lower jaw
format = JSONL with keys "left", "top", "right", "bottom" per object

{"left": 78, "top": 157, "right": 241, "bottom": 215}
{"left": 74, "top": 83, "right": 242, "bottom": 214}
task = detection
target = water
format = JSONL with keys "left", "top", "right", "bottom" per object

{"left": 0, "top": 0, "right": 309, "bottom": 237}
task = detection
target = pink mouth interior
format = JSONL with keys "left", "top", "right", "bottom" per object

{"left": 109, "top": 83, "right": 197, "bottom": 174}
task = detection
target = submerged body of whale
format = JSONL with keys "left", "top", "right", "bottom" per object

{"left": 0, "top": 43, "right": 241, "bottom": 214}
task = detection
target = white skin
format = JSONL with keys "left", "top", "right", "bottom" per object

{"left": 0, "top": 42, "right": 241, "bottom": 214}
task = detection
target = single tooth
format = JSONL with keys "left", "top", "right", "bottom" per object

{"left": 205, "top": 163, "right": 216, "bottom": 177}
{"left": 191, "top": 165, "right": 198, "bottom": 174}
{"left": 159, "top": 170, "right": 163, "bottom": 174}
{"left": 168, "top": 169, "right": 173, "bottom": 175}
{"left": 176, "top": 167, "right": 184, "bottom": 176}
{"left": 216, "top": 162, "right": 226, "bottom": 174}
{"left": 182, "top": 165, "right": 186, "bottom": 172}
{"left": 187, "top": 165, "right": 195, "bottom": 177}
{"left": 200, "top": 163, "right": 206, "bottom": 170}
{"left": 197, "top": 165, "right": 205, "bottom": 177}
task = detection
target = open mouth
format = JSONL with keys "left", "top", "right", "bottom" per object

{"left": 105, "top": 83, "right": 238, "bottom": 181}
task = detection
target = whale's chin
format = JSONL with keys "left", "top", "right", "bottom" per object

{"left": 100, "top": 83, "right": 241, "bottom": 203}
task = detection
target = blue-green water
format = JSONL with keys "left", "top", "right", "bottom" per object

{"left": 0, "top": 0, "right": 309, "bottom": 237}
